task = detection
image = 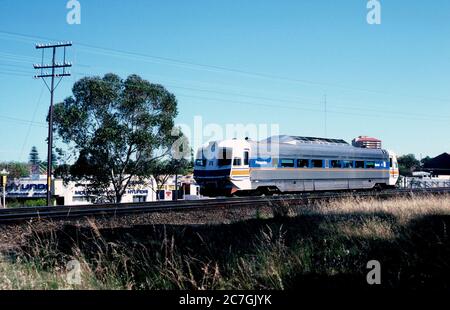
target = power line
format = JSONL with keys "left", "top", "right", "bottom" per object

{"left": 19, "top": 85, "right": 46, "bottom": 161}
{"left": 1, "top": 32, "right": 450, "bottom": 120}
{"left": 1, "top": 30, "right": 450, "bottom": 104}
{"left": 67, "top": 71, "right": 450, "bottom": 121}
{"left": 0, "top": 51, "right": 40, "bottom": 62}
{"left": 0, "top": 65, "right": 32, "bottom": 74}
{"left": 44, "top": 59, "right": 450, "bottom": 121}
{"left": 175, "top": 93, "right": 450, "bottom": 123}
{"left": 324, "top": 94, "right": 327, "bottom": 138}
{"left": 64, "top": 70, "right": 450, "bottom": 122}
{"left": 0, "top": 31, "right": 448, "bottom": 135}
{"left": 0, "top": 114, "right": 47, "bottom": 127}
{"left": 0, "top": 71, "right": 30, "bottom": 78}
{"left": 3, "top": 62, "right": 448, "bottom": 123}
{"left": 164, "top": 84, "right": 450, "bottom": 121}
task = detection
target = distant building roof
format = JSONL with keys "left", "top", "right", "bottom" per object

{"left": 353, "top": 136, "right": 381, "bottom": 142}
{"left": 351, "top": 136, "right": 382, "bottom": 149}
{"left": 423, "top": 153, "right": 450, "bottom": 175}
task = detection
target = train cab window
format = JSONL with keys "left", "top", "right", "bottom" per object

{"left": 244, "top": 151, "right": 249, "bottom": 166}
{"left": 297, "top": 159, "right": 309, "bottom": 168}
{"left": 365, "top": 161, "right": 376, "bottom": 169}
{"left": 218, "top": 148, "right": 232, "bottom": 166}
{"left": 330, "top": 160, "right": 342, "bottom": 168}
{"left": 195, "top": 150, "right": 207, "bottom": 167}
{"left": 355, "top": 161, "right": 364, "bottom": 169}
{"left": 389, "top": 158, "right": 393, "bottom": 168}
{"left": 233, "top": 158, "right": 242, "bottom": 166}
{"left": 195, "top": 159, "right": 206, "bottom": 167}
{"left": 343, "top": 160, "right": 354, "bottom": 168}
{"left": 280, "top": 159, "right": 295, "bottom": 168}
{"left": 311, "top": 160, "right": 323, "bottom": 168}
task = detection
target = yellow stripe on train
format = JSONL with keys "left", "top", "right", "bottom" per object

{"left": 231, "top": 170, "right": 250, "bottom": 176}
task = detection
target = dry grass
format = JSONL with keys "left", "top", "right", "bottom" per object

{"left": 309, "top": 195, "right": 450, "bottom": 240}
{"left": 0, "top": 194, "right": 449, "bottom": 290}
{"left": 315, "top": 195, "right": 450, "bottom": 223}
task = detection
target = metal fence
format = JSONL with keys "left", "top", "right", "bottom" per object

{"left": 399, "top": 177, "right": 450, "bottom": 189}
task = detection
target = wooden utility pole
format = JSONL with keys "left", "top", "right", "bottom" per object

{"left": 34, "top": 42, "right": 72, "bottom": 206}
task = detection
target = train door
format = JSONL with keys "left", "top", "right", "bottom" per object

{"left": 231, "top": 149, "right": 250, "bottom": 179}
{"left": 230, "top": 148, "right": 251, "bottom": 192}
{"left": 244, "top": 149, "right": 249, "bottom": 169}
{"left": 241, "top": 148, "right": 251, "bottom": 190}
{"left": 388, "top": 151, "right": 399, "bottom": 186}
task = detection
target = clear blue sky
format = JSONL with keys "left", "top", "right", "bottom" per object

{"left": 0, "top": 0, "right": 449, "bottom": 163}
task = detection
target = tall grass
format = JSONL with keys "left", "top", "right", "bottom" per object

{"left": 0, "top": 194, "right": 449, "bottom": 289}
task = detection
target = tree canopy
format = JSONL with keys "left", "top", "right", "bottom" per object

{"left": 420, "top": 156, "right": 432, "bottom": 168}
{"left": 28, "top": 146, "right": 41, "bottom": 165}
{"left": 53, "top": 73, "right": 189, "bottom": 202}
{"left": 0, "top": 162, "right": 29, "bottom": 179}
{"left": 397, "top": 154, "right": 421, "bottom": 176}
{"left": 149, "top": 157, "right": 193, "bottom": 194}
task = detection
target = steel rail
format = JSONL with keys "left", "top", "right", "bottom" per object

{"left": 0, "top": 187, "right": 449, "bottom": 223}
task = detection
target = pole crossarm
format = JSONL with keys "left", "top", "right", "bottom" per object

{"left": 34, "top": 73, "right": 72, "bottom": 78}
{"left": 36, "top": 42, "right": 72, "bottom": 49}
{"left": 33, "top": 63, "right": 72, "bottom": 69}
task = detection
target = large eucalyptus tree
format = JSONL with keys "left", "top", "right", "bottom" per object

{"left": 53, "top": 73, "right": 188, "bottom": 202}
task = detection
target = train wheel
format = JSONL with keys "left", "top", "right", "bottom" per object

{"left": 373, "top": 184, "right": 384, "bottom": 191}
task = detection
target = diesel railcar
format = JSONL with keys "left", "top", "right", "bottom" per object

{"left": 193, "top": 135, "right": 399, "bottom": 196}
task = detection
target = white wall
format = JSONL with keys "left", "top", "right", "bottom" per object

{"left": 8, "top": 175, "right": 201, "bottom": 205}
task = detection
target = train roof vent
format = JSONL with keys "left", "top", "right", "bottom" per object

{"left": 261, "top": 135, "right": 349, "bottom": 146}
{"left": 292, "top": 136, "right": 349, "bottom": 145}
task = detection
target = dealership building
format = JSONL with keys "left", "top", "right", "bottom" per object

{"left": 4, "top": 174, "right": 200, "bottom": 206}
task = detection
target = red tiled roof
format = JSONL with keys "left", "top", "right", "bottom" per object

{"left": 355, "top": 136, "right": 381, "bottom": 142}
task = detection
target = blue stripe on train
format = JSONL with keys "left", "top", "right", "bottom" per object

{"left": 249, "top": 158, "right": 272, "bottom": 168}
{"left": 194, "top": 169, "right": 231, "bottom": 177}
{"left": 250, "top": 158, "right": 389, "bottom": 169}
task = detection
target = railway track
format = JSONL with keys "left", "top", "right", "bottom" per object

{"left": 0, "top": 187, "right": 449, "bottom": 224}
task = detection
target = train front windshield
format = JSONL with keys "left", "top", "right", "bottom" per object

{"left": 217, "top": 148, "right": 232, "bottom": 166}
{"left": 194, "top": 146, "right": 233, "bottom": 167}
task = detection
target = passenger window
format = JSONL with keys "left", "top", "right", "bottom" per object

{"left": 343, "top": 160, "right": 353, "bottom": 168}
{"left": 355, "top": 161, "right": 364, "bottom": 168}
{"left": 297, "top": 159, "right": 309, "bottom": 168}
{"left": 233, "top": 158, "right": 242, "bottom": 166}
{"left": 366, "top": 161, "right": 376, "bottom": 169}
{"left": 330, "top": 160, "right": 342, "bottom": 168}
{"left": 244, "top": 151, "right": 249, "bottom": 166}
{"left": 311, "top": 160, "right": 323, "bottom": 168}
{"left": 280, "top": 159, "right": 295, "bottom": 168}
